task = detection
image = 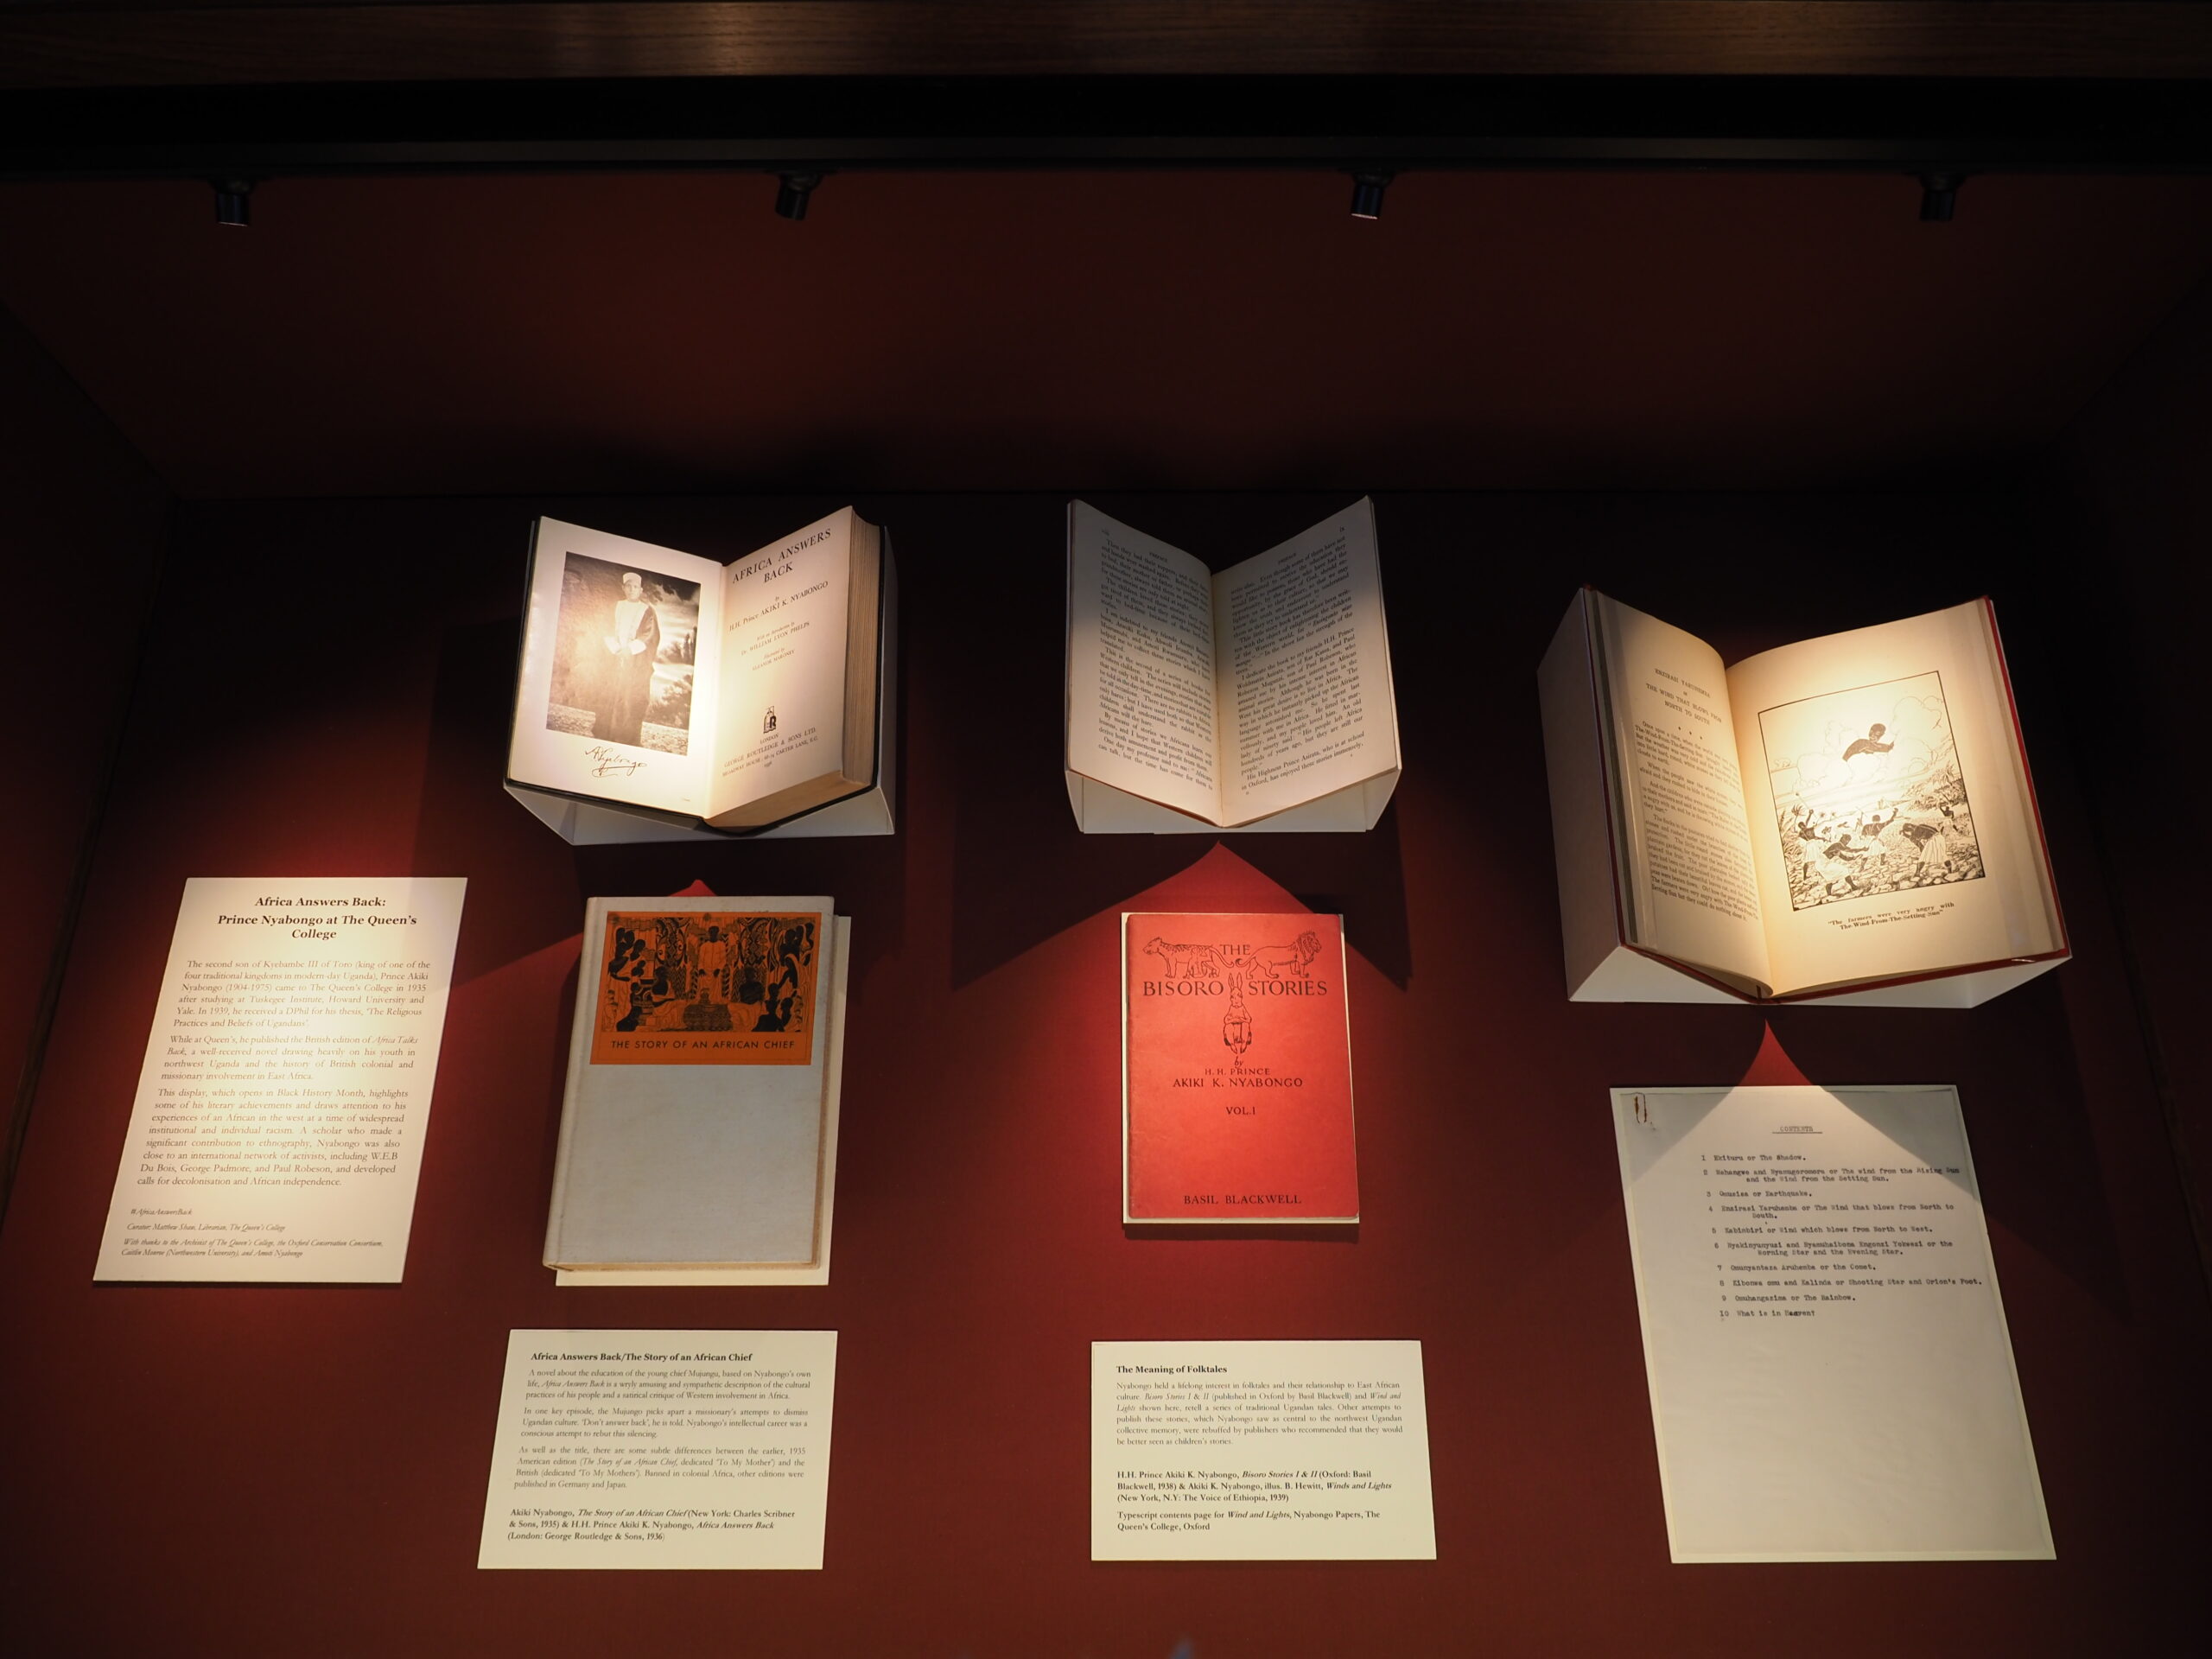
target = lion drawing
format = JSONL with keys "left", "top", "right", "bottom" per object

{"left": 1250, "top": 931, "right": 1322, "bottom": 980}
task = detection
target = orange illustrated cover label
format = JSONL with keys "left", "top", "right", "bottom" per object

{"left": 589, "top": 911, "right": 819, "bottom": 1065}
{"left": 1123, "top": 912, "right": 1357, "bottom": 1222}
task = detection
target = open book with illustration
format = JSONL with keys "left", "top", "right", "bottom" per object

{"left": 505, "top": 509, "right": 894, "bottom": 842}
{"left": 1540, "top": 590, "right": 2066, "bottom": 1006}
{"left": 1065, "top": 500, "right": 1400, "bottom": 832}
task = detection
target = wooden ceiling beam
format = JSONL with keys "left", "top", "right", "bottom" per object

{"left": 5, "top": 2, "right": 2212, "bottom": 92}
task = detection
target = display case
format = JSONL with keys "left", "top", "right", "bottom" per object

{"left": 2, "top": 6, "right": 2209, "bottom": 1654}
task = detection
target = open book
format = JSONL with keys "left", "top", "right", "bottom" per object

{"left": 1065, "top": 501, "right": 1400, "bottom": 832}
{"left": 505, "top": 509, "right": 894, "bottom": 842}
{"left": 1539, "top": 591, "right": 2067, "bottom": 1006}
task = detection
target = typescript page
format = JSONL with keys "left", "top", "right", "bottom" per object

{"left": 95, "top": 877, "right": 466, "bottom": 1282}
{"left": 1611, "top": 1085, "right": 2051, "bottom": 1561}
{"left": 1592, "top": 594, "right": 1770, "bottom": 992}
{"left": 1090, "top": 1339, "right": 1434, "bottom": 1561}
{"left": 1212, "top": 502, "right": 1397, "bottom": 827}
{"left": 710, "top": 510, "right": 855, "bottom": 817}
{"left": 1726, "top": 601, "right": 2058, "bottom": 996}
{"left": 478, "top": 1329, "right": 837, "bottom": 1569}
{"left": 1066, "top": 503, "right": 1224, "bottom": 823}
{"left": 511, "top": 518, "right": 721, "bottom": 817}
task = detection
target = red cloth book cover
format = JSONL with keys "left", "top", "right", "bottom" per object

{"left": 1122, "top": 911, "right": 1358, "bottom": 1224}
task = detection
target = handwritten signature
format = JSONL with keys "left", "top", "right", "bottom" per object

{"left": 584, "top": 745, "right": 645, "bottom": 778}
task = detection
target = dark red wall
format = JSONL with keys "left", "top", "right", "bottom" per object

{"left": 0, "top": 305, "right": 168, "bottom": 1211}
{"left": 2064, "top": 279, "right": 2212, "bottom": 1286}
{"left": 2, "top": 169, "right": 2211, "bottom": 499}
{"left": 0, "top": 486, "right": 2202, "bottom": 1656}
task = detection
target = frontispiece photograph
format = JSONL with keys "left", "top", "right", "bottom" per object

{"left": 543, "top": 550, "right": 699, "bottom": 752}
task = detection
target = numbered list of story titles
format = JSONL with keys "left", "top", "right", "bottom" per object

{"left": 1611, "top": 1085, "right": 2051, "bottom": 1562}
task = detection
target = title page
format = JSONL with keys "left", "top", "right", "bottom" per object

{"left": 712, "top": 510, "right": 853, "bottom": 811}
{"left": 1612, "top": 1084, "right": 2051, "bottom": 1561}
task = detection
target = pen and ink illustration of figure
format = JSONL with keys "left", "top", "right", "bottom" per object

{"left": 608, "top": 923, "right": 674, "bottom": 1032}
{"left": 1899, "top": 816, "right": 1948, "bottom": 874}
{"left": 1145, "top": 926, "right": 1329, "bottom": 1059}
{"left": 599, "top": 911, "right": 817, "bottom": 1046}
{"left": 713, "top": 915, "right": 817, "bottom": 1033}
{"left": 696, "top": 925, "right": 728, "bottom": 1004}
{"left": 748, "top": 918, "right": 817, "bottom": 1033}
{"left": 1787, "top": 807, "right": 1826, "bottom": 885}
{"left": 1840, "top": 722, "right": 1895, "bottom": 763}
{"left": 607, "top": 924, "right": 645, "bottom": 982}
{"left": 1814, "top": 830, "right": 1877, "bottom": 899}
{"left": 1757, "top": 672, "right": 1986, "bottom": 911}
{"left": 1221, "top": 976, "right": 1255, "bottom": 1058}
{"left": 728, "top": 917, "right": 773, "bottom": 1011}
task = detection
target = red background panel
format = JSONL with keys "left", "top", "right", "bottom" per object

{"left": 0, "top": 486, "right": 2202, "bottom": 1655}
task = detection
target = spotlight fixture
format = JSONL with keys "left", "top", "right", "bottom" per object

{"left": 212, "top": 177, "right": 255, "bottom": 227}
{"left": 773, "top": 172, "right": 823, "bottom": 221}
{"left": 1348, "top": 171, "right": 1395, "bottom": 220}
{"left": 1917, "top": 170, "right": 1965, "bottom": 223}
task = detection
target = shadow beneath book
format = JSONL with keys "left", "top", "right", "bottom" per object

{"left": 944, "top": 491, "right": 1412, "bottom": 988}
{"left": 557, "top": 819, "right": 910, "bottom": 995}
{"left": 1230, "top": 805, "right": 1411, "bottom": 989}
{"left": 412, "top": 615, "right": 583, "bottom": 985}
{"left": 949, "top": 787, "right": 1197, "bottom": 990}
{"left": 537, "top": 952, "right": 582, "bottom": 1209}
{"left": 1767, "top": 976, "right": 2130, "bottom": 1320}
{"left": 949, "top": 781, "right": 1412, "bottom": 992}
{"left": 939, "top": 498, "right": 1196, "bottom": 988}
{"left": 1123, "top": 1223, "right": 1360, "bottom": 1244}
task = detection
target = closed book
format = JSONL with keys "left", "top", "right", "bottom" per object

{"left": 1122, "top": 912, "right": 1358, "bottom": 1225}
{"left": 544, "top": 895, "right": 842, "bottom": 1270}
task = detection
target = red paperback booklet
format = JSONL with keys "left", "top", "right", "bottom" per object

{"left": 1122, "top": 912, "right": 1359, "bottom": 1224}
